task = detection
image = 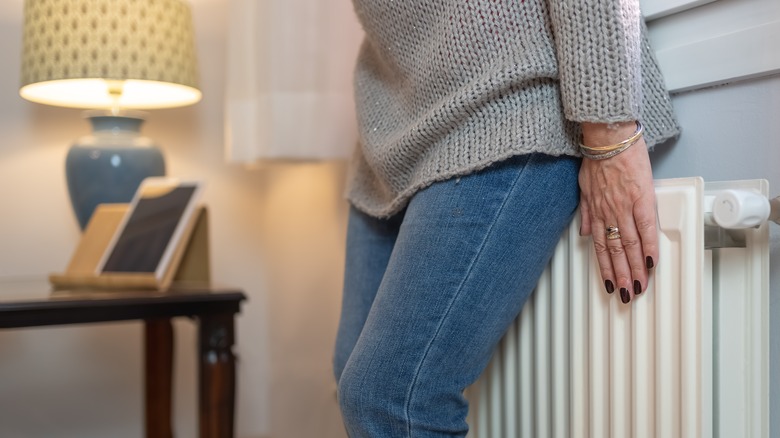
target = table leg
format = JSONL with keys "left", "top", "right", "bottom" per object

{"left": 145, "top": 318, "right": 174, "bottom": 438}
{"left": 198, "top": 313, "right": 236, "bottom": 438}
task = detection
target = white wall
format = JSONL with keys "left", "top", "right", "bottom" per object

{"left": 0, "top": 1, "right": 349, "bottom": 437}
{"left": 645, "top": 0, "right": 780, "bottom": 92}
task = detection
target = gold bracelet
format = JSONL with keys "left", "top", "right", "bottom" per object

{"left": 579, "top": 134, "right": 642, "bottom": 160}
{"left": 579, "top": 121, "right": 643, "bottom": 152}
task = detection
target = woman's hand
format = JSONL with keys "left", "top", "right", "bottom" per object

{"left": 578, "top": 121, "right": 658, "bottom": 304}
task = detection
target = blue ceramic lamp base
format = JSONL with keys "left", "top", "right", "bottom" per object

{"left": 66, "top": 111, "right": 165, "bottom": 229}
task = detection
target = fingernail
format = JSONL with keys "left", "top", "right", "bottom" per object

{"left": 605, "top": 280, "right": 615, "bottom": 294}
{"left": 620, "top": 288, "right": 631, "bottom": 304}
{"left": 646, "top": 256, "right": 654, "bottom": 269}
{"left": 634, "top": 280, "right": 642, "bottom": 295}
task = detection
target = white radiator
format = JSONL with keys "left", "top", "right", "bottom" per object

{"left": 467, "top": 177, "right": 770, "bottom": 438}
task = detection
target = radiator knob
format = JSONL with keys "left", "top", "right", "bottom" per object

{"left": 712, "top": 189, "right": 770, "bottom": 229}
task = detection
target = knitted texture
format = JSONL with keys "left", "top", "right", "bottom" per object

{"left": 347, "top": 0, "right": 680, "bottom": 218}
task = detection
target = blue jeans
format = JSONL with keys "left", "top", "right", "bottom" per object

{"left": 334, "top": 154, "right": 580, "bottom": 437}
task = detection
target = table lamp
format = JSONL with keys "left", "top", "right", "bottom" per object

{"left": 19, "top": 0, "right": 201, "bottom": 229}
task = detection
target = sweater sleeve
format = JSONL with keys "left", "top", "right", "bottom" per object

{"left": 547, "top": 0, "right": 643, "bottom": 123}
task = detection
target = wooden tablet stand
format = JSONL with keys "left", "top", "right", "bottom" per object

{"left": 49, "top": 204, "right": 210, "bottom": 291}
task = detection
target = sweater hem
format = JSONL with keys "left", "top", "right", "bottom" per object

{"left": 347, "top": 121, "right": 681, "bottom": 219}
{"left": 347, "top": 147, "right": 575, "bottom": 218}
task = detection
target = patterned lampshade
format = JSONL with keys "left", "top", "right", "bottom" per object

{"left": 20, "top": 0, "right": 201, "bottom": 109}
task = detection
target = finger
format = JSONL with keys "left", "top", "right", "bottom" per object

{"left": 580, "top": 196, "right": 592, "bottom": 236}
{"left": 633, "top": 191, "right": 659, "bottom": 273}
{"left": 590, "top": 217, "right": 616, "bottom": 295}
{"left": 615, "top": 213, "right": 648, "bottom": 298}
{"left": 604, "top": 220, "right": 633, "bottom": 304}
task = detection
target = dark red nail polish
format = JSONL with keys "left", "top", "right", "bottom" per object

{"left": 605, "top": 280, "right": 615, "bottom": 294}
{"left": 634, "top": 280, "right": 642, "bottom": 295}
{"left": 620, "top": 288, "right": 630, "bottom": 304}
{"left": 646, "top": 256, "right": 654, "bottom": 269}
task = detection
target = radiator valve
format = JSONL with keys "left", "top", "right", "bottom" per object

{"left": 703, "top": 187, "right": 772, "bottom": 248}
{"left": 709, "top": 189, "right": 770, "bottom": 229}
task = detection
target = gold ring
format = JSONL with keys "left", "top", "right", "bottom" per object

{"left": 606, "top": 225, "right": 621, "bottom": 240}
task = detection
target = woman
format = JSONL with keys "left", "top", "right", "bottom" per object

{"left": 334, "top": 0, "right": 680, "bottom": 436}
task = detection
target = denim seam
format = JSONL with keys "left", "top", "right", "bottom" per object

{"left": 402, "top": 158, "right": 531, "bottom": 437}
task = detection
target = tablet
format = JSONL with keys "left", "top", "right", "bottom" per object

{"left": 96, "top": 177, "right": 203, "bottom": 280}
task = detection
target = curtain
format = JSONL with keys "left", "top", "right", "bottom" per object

{"left": 224, "top": 0, "right": 364, "bottom": 161}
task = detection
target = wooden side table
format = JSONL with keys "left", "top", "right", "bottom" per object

{"left": 0, "top": 280, "right": 246, "bottom": 438}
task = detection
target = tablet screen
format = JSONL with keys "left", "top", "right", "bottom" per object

{"left": 101, "top": 184, "right": 198, "bottom": 273}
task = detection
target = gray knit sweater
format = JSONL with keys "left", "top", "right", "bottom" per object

{"left": 347, "top": 0, "right": 680, "bottom": 218}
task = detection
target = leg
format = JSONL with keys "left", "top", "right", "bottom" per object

{"left": 333, "top": 206, "right": 404, "bottom": 382}
{"left": 338, "top": 154, "right": 580, "bottom": 437}
{"left": 199, "top": 313, "right": 237, "bottom": 438}
{"left": 145, "top": 318, "right": 174, "bottom": 438}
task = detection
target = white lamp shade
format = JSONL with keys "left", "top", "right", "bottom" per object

{"left": 20, "top": 0, "right": 201, "bottom": 109}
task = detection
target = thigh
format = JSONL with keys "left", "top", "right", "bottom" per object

{"left": 339, "top": 154, "right": 580, "bottom": 436}
{"left": 333, "top": 206, "right": 404, "bottom": 381}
